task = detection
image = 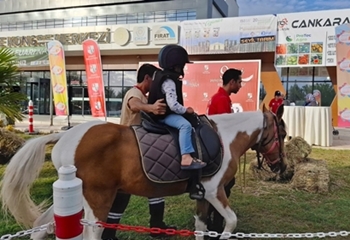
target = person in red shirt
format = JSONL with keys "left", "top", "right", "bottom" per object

{"left": 269, "top": 90, "right": 284, "bottom": 114}
{"left": 206, "top": 68, "right": 242, "bottom": 239}
{"left": 207, "top": 68, "right": 242, "bottom": 115}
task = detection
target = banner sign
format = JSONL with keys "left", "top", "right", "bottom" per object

{"left": 9, "top": 47, "right": 49, "bottom": 67}
{"left": 82, "top": 39, "right": 107, "bottom": 117}
{"left": 47, "top": 40, "right": 69, "bottom": 116}
{"left": 335, "top": 23, "right": 350, "bottom": 127}
{"left": 180, "top": 15, "right": 276, "bottom": 55}
{"left": 139, "top": 60, "right": 261, "bottom": 114}
{"left": 275, "top": 9, "right": 350, "bottom": 67}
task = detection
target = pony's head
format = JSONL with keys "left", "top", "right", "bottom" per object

{"left": 252, "top": 104, "right": 287, "bottom": 174}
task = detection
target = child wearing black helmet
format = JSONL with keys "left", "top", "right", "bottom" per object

{"left": 148, "top": 44, "right": 206, "bottom": 170}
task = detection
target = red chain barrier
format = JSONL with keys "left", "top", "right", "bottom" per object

{"left": 97, "top": 222, "right": 194, "bottom": 237}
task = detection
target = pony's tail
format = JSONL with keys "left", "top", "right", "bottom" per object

{"left": 0, "top": 132, "right": 65, "bottom": 228}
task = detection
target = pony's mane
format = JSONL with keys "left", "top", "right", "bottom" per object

{"left": 208, "top": 111, "right": 264, "bottom": 136}
{"left": 208, "top": 111, "right": 263, "bottom": 124}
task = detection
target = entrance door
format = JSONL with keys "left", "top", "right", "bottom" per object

{"left": 26, "top": 78, "right": 51, "bottom": 115}
{"left": 38, "top": 78, "right": 50, "bottom": 114}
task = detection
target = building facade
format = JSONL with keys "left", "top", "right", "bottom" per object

{"left": 0, "top": 2, "right": 347, "bottom": 126}
{"left": 0, "top": 0, "right": 239, "bottom": 116}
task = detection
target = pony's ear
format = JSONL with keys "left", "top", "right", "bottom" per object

{"left": 276, "top": 104, "right": 284, "bottom": 121}
{"left": 262, "top": 103, "right": 268, "bottom": 112}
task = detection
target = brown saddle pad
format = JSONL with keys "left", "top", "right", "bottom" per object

{"left": 131, "top": 116, "right": 223, "bottom": 183}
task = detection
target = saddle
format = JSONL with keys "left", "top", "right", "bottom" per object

{"left": 131, "top": 112, "right": 223, "bottom": 183}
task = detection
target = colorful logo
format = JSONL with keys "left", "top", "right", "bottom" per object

{"left": 154, "top": 26, "right": 176, "bottom": 40}
{"left": 337, "top": 31, "right": 350, "bottom": 45}
{"left": 286, "top": 36, "right": 293, "bottom": 42}
{"left": 339, "top": 83, "right": 350, "bottom": 97}
{"left": 340, "top": 109, "right": 350, "bottom": 122}
{"left": 278, "top": 18, "right": 288, "bottom": 30}
{"left": 338, "top": 58, "right": 350, "bottom": 72}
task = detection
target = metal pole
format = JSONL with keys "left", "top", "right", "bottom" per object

{"left": 50, "top": 80, "right": 53, "bottom": 126}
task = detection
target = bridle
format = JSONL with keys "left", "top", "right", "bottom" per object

{"left": 252, "top": 112, "right": 285, "bottom": 171}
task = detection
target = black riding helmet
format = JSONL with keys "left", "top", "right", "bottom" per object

{"left": 158, "top": 44, "right": 192, "bottom": 76}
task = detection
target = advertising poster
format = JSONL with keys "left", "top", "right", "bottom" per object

{"left": 139, "top": 60, "right": 261, "bottom": 115}
{"left": 180, "top": 15, "right": 276, "bottom": 55}
{"left": 9, "top": 47, "right": 49, "bottom": 67}
{"left": 82, "top": 39, "right": 106, "bottom": 117}
{"left": 47, "top": 40, "right": 69, "bottom": 116}
{"left": 335, "top": 23, "right": 350, "bottom": 127}
{"left": 275, "top": 9, "right": 350, "bottom": 67}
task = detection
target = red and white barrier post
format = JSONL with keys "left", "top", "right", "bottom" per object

{"left": 53, "top": 165, "right": 83, "bottom": 240}
{"left": 28, "top": 100, "right": 34, "bottom": 133}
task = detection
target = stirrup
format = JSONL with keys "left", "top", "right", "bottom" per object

{"left": 190, "top": 182, "right": 205, "bottom": 200}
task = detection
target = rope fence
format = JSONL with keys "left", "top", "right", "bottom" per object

{"left": 1, "top": 165, "right": 350, "bottom": 240}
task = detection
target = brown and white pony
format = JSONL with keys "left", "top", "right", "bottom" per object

{"left": 0, "top": 104, "right": 286, "bottom": 240}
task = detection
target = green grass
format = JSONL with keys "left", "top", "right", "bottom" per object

{"left": 0, "top": 134, "right": 350, "bottom": 240}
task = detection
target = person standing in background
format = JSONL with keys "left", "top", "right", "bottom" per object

{"left": 102, "top": 63, "right": 175, "bottom": 240}
{"left": 206, "top": 68, "right": 242, "bottom": 239}
{"left": 269, "top": 90, "right": 284, "bottom": 114}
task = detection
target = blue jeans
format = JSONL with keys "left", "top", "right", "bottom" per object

{"left": 159, "top": 114, "right": 195, "bottom": 155}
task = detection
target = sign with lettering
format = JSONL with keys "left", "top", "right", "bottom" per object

{"left": 9, "top": 47, "right": 49, "bottom": 67}
{"left": 275, "top": 9, "right": 350, "bottom": 67}
{"left": 180, "top": 15, "right": 276, "bottom": 54}
{"left": 0, "top": 31, "right": 111, "bottom": 48}
{"left": 152, "top": 25, "right": 179, "bottom": 45}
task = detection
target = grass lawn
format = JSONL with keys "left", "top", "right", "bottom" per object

{"left": 0, "top": 134, "right": 349, "bottom": 240}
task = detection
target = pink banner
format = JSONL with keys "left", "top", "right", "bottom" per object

{"left": 335, "top": 24, "right": 350, "bottom": 127}
{"left": 140, "top": 60, "right": 261, "bottom": 114}
{"left": 82, "top": 39, "right": 106, "bottom": 117}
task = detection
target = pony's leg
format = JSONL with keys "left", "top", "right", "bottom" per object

{"left": 30, "top": 205, "right": 54, "bottom": 240}
{"left": 194, "top": 199, "right": 209, "bottom": 240}
{"left": 83, "top": 198, "right": 104, "bottom": 240}
{"left": 206, "top": 188, "right": 237, "bottom": 240}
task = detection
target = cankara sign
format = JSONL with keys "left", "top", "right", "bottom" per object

{"left": 275, "top": 9, "right": 350, "bottom": 67}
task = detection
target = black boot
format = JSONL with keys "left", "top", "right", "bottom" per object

{"left": 101, "top": 193, "right": 131, "bottom": 240}
{"left": 149, "top": 198, "right": 177, "bottom": 238}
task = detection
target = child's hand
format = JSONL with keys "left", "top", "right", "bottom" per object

{"left": 186, "top": 107, "right": 194, "bottom": 114}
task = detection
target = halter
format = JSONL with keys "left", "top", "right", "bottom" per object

{"left": 253, "top": 113, "right": 284, "bottom": 171}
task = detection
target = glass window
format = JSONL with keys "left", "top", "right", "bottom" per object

{"left": 109, "top": 71, "right": 123, "bottom": 86}
{"left": 81, "top": 71, "right": 88, "bottom": 86}
{"left": 1, "top": 23, "right": 9, "bottom": 31}
{"left": 166, "top": 10, "right": 176, "bottom": 18}
{"left": 69, "top": 71, "right": 81, "bottom": 86}
{"left": 81, "top": 17, "right": 88, "bottom": 27}
{"left": 8, "top": 23, "right": 16, "bottom": 31}
{"left": 144, "top": 12, "right": 155, "bottom": 23}
{"left": 97, "top": 16, "right": 107, "bottom": 26}
{"left": 107, "top": 15, "right": 117, "bottom": 25}
{"left": 87, "top": 17, "right": 96, "bottom": 26}
{"left": 127, "top": 13, "right": 137, "bottom": 23}
{"left": 46, "top": 20, "right": 55, "bottom": 28}
{"left": 123, "top": 71, "right": 137, "bottom": 86}
{"left": 103, "top": 71, "right": 109, "bottom": 86}
{"left": 106, "top": 87, "right": 123, "bottom": 117}
{"left": 117, "top": 14, "right": 127, "bottom": 24}
{"left": 16, "top": 22, "right": 24, "bottom": 30}
{"left": 64, "top": 19, "right": 72, "bottom": 27}
{"left": 32, "top": 72, "right": 44, "bottom": 79}
{"left": 137, "top": 13, "right": 144, "bottom": 23}
{"left": 55, "top": 19, "right": 64, "bottom": 28}
{"left": 72, "top": 18, "right": 82, "bottom": 27}
{"left": 71, "top": 86, "right": 84, "bottom": 115}
{"left": 188, "top": 10, "right": 196, "bottom": 17}
{"left": 280, "top": 67, "right": 335, "bottom": 106}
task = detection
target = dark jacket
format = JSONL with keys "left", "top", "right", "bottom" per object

{"left": 148, "top": 70, "right": 183, "bottom": 120}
